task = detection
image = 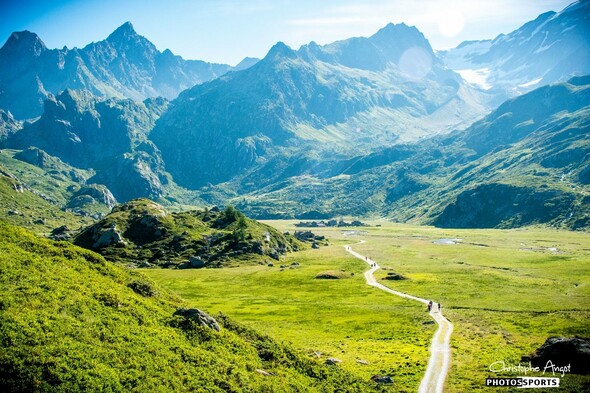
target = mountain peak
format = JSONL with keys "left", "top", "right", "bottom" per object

{"left": 372, "top": 22, "right": 413, "bottom": 37}
{"left": 107, "top": 21, "right": 139, "bottom": 41}
{"left": 369, "top": 22, "right": 434, "bottom": 61}
{"left": 559, "top": 0, "right": 590, "bottom": 15}
{"left": 371, "top": 22, "right": 428, "bottom": 43}
{"left": 0, "top": 30, "right": 47, "bottom": 56}
{"left": 265, "top": 41, "right": 297, "bottom": 60}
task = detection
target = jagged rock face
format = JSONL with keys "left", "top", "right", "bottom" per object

{"left": 88, "top": 151, "right": 166, "bottom": 202}
{"left": 3, "top": 90, "right": 169, "bottom": 202}
{"left": 0, "top": 23, "right": 232, "bottom": 119}
{"left": 0, "top": 109, "right": 22, "bottom": 141}
{"left": 4, "top": 90, "right": 168, "bottom": 168}
{"left": 69, "top": 184, "right": 117, "bottom": 209}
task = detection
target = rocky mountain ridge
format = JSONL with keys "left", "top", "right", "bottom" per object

{"left": 0, "top": 22, "right": 253, "bottom": 119}
{"left": 441, "top": 0, "right": 590, "bottom": 96}
{"left": 151, "top": 22, "right": 490, "bottom": 189}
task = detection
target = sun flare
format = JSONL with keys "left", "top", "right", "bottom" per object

{"left": 438, "top": 9, "right": 465, "bottom": 37}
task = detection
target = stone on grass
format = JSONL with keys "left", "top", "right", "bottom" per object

{"left": 325, "top": 357, "right": 342, "bottom": 365}
{"left": 371, "top": 375, "right": 394, "bottom": 384}
{"left": 529, "top": 337, "right": 590, "bottom": 374}
{"left": 173, "top": 308, "right": 221, "bottom": 332}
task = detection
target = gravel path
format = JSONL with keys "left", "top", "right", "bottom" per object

{"left": 344, "top": 242, "right": 453, "bottom": 393}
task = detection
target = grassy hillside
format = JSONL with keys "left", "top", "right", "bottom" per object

{"left": 74, "top": 199, "right": 305, "bottom": 266}
{"left": 0, "top": 220, "right": 382, "bottom": 392}
{"left": 0, "top": 162, "right": 93, "bottom": 234}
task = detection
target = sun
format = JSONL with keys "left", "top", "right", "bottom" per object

{"left": 438, "top": 9, "right": 465, "bottom": 37}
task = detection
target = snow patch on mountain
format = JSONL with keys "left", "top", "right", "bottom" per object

{"left": 455, "top": 68, "right": 492, "bottom": 90}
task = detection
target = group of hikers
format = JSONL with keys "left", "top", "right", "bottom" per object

{"left": 427, "top": 300, "right": 441, "bottom": 312}
{"left": 364, "top": 256, "right": 376, "bottom": 268}
{"left": 345, "top": 246, "right": 441, "bottom": 312}
{"left": 347, "top": 245, "right": 442, "bottom": 312}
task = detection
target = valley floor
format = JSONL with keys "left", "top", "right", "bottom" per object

{"left": 144, "top": 222, "right": 590, "bottom": 392}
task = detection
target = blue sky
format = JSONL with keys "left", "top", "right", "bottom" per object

{"left": 0, "top": 0, "right": 575, "bottom": 65}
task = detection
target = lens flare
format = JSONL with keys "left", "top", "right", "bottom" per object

{"left": 399, "top": 47, "right": 433, "bottom": 79}
{"left": 438, "top": 10, "right": 465, "bottom": 37}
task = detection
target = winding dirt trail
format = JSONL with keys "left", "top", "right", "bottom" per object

{"left": 344, "top": 242, "right": 453, "bottom": 393}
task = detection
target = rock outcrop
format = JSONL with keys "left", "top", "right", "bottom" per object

{"left": 529, "top": 337, "right": 590, "bottom": 375}
{"left": 73, "top": 199, "right": 304, "bottom": 266}
{"left": 49, "top": 225, "right": 73, "bottom": 241}
{"left": 173, "top": 308, "right": 221, "bottom": 332}
{"left": 92, "top": 223, "right": 126, "bottom": 249}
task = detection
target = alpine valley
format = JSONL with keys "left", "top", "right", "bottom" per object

{"left": 1, "top": 1, "right": 590, "bottom": 392}
{"left": 1, "top": 1, "right": 588, "bottom": 229}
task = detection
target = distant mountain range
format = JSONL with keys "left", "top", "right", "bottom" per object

{"left": 441, "top": 0, "right": 590, "bottom": 96}
{"left": 0, "top": 22, "right": 258, "bottom": 119}
{"left": 0, "top": 1, "right": 588, "bottom": 230}
{"left": 229, "top": 76, "right": 590, "bottom": 229}
{"left": 151, "top": 22, "right": 490, "bottom": 188}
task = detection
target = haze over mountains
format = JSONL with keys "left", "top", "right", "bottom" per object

{"left": 151, "top": 22, "right": 490, "bottom": 188}
{"left": 0, "top": 22, "right": 254, "bottom": 119}
{"left": 0, "top": 1, "right": 589, "bottom": 230}
{"left": 441, "top": 0, "right": 590, "bottom": 96}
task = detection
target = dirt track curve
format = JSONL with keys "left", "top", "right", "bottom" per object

{"left": 344, "top": 242, "right": 453, "bottom": 393}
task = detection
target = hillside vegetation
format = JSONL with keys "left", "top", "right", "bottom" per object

{"left": 0, "top": 220, "right": 380, "bottom": 392}
{"left": 74, "top": 199, "right": 304, "bottom": 267}
{"left": 0, "top": 162, "right": 93, "bottom": 234}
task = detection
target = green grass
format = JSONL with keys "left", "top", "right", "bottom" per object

{"left": 145, "top": 239, "right": 436, "bottom": 390}
{"left": 0, "top": 220, "right": 384, "bottom": 392}
{"left": 329, "top": 223, "right": 590, "bottom": 392}
{"left": 146, "top": 221, "right": 590, "bottom": 392}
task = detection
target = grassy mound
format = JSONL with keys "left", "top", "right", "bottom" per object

{"left": 74, "top": 199, "right": 304, "bottom": 267}
{"left": 0, "top": 220, "right": 380, "bottom": 392}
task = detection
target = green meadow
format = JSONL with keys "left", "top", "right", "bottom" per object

{"left": 145, "top": 222, "right": 590, "bottom": 392}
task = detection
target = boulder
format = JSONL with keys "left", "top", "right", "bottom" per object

{"left": 173, "top": 308, "right": 221, "bottom": 332}
{"left": 529, "top": 337, "right": 590, "bottom": 374}
{"left": 325, "top": 358, "right": 342, "bottom": 365}
{"left": 188, "top": 255, "right": 207, "bottom": 268}
{"left": 92, "top": 224, "right": 126, "bottom": 249}
{"left": 371, "top": 375, "right": 394, "bottom": 384}
{"left": 384, "top": 272, "right": 407, "bottom": 280}
{"left": 50, "top": 225, "right": 72, "bottom": 241}
{"left": 315, "top": 271, "right": 347, "bottom": 279}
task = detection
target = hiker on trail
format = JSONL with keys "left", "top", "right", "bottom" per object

{"left": 438, "top": 303, "right": 441, "bottom": 311}
{"left": 428, "top": 300, "right": 433, "bottom": 312}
